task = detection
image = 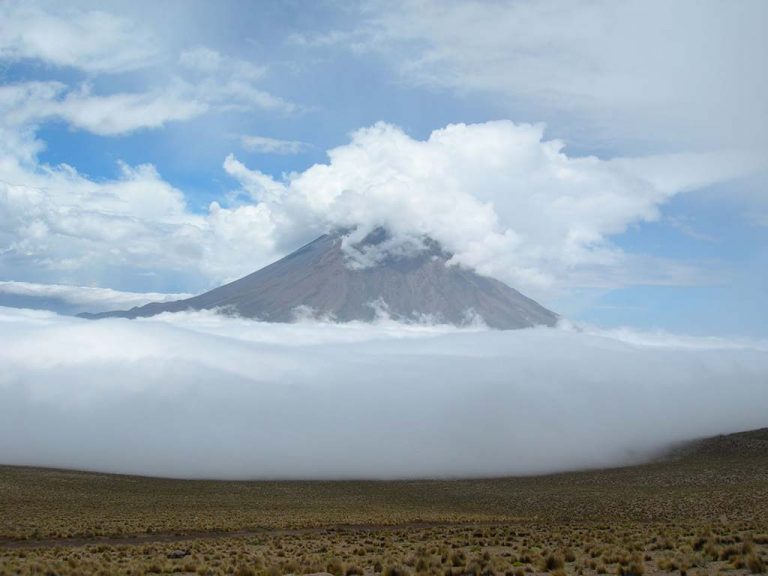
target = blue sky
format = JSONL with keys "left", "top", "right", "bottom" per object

{"left": 0, "top": 0, "right": 766, "bottom": 336}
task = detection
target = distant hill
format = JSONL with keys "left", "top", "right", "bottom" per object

{"left": 663, "top": 427, "right": 768, "bottom": 461}
{"left": 82, "top": 229, "right": 558, "bottom": 329}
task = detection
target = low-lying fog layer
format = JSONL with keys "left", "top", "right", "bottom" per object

{"left": 0, "top": 306, "right": 766, "bottom": 479}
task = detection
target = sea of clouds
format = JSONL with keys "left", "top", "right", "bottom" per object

{"left": 1, "top": 305, "right": 765, "bottom": 480}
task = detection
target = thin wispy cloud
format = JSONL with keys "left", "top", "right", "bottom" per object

{"left": 0, "top": 281, "right": 192, "bottom": 314}
{"left": 240, "top": 135, "right": 308, "bottom": 155}
{"left": 352, "top": 0, "right": 768, "bottom": 151}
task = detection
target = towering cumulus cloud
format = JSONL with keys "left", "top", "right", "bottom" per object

{"left": 0, "top": 307, "right": 765, "bottom": 479}
{"left": 225, "top": 121, "right": 759, "bottom": 297}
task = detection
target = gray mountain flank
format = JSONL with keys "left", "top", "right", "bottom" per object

{"left": 83, "top": 231, "right": 558, "bottom": 329}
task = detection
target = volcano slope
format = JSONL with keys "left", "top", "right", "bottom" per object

{"left": 1, "top": 428, "right": 766, "bottom": 575}
{"left": 83, "top": 231, "right": 558, "bottom": 329}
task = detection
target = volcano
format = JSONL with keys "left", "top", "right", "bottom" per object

{"left": 83, "top": 231, "right": 558, "bottom": 329}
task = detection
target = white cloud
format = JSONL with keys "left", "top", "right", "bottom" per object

{"left": 178, "top": 46, "right": 227, "bottom": 74}
{"left": 178, "top": 48, "right": 295, "bottom": 115}
{"left": 0, "top": 281, "right": 191, "bottom": 314}
{"left": 223, "top": 154, "right": 289, "bottom": 203}
{"left": 0, "top": 150, "right": 289, "bottom": 287}
{"left": 53, "top": 84, "right": 209, "bottom": 136}
{"left": 0, "top": 1, "right": 158, "bottom": 73}
{"left": 0, "top": 16, "right": 293, "bottom": 136}
{"left": 240, "top": 135, "right": 308, "bottom": 155}
{"left": 224, "top": 121, "right": 757, "bottom": 297}
{"left": 0, "top": 72, "right": 292, "bottom": 137}
{"left": 0, "top": 79, "right": 202, "bottom": 138}
{"left": 350, "top": 0, "right": 768, "bottom": 151}
{"left": 0, "top": 80, "right": 291, "bottom": 287}
{"left": 0, "top": 307, "right": 765, "bottom": 479}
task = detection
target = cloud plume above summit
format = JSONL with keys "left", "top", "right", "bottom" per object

{"left": 223, "top": 121, "right": 759, "bottom": 296}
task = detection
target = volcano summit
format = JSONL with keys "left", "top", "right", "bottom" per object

{"left": 84, "top": 230, "right": 558, "bottom": 329}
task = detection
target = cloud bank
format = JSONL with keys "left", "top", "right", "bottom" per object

{"left": 0, "top": 306, "right": 766, "bottom": 480}
{"left": 0, "top": 281, "right": 192, "bottom": 314}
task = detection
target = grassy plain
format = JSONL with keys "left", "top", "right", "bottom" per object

{"left": 0, "top": 429, "right": 766, "bottom": 575}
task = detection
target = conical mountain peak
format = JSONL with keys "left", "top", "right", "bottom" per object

{"left": 83, "top": 230, "right": 558, "bottom": 329}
